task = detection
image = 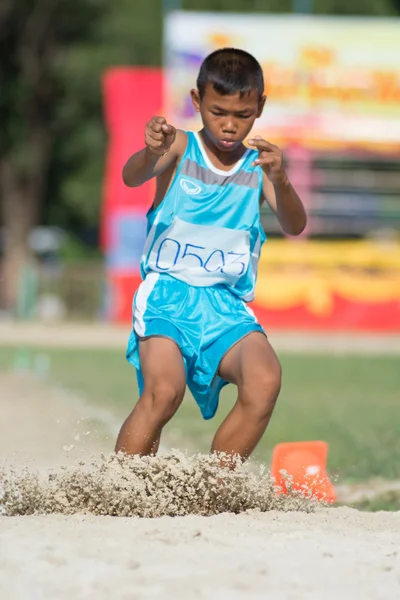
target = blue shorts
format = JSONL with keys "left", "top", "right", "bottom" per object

{"left": 126, "top": 273, "right": 265, "bottom": 420}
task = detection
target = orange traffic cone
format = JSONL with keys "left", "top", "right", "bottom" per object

{"left": 271, "top": 440, "right": 336, "bottom": 504}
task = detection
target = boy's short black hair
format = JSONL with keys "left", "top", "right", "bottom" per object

{"left": 197, "top": 48, "right": 264, "bottom": 100}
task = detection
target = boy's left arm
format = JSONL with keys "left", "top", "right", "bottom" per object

{"left": 248, "top": 136, "right": 307, "bottom": 236}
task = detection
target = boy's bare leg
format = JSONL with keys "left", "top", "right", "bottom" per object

{"left": 211, "top": 332, "right": 281, "bottom": 463}
{"left": 115, "top": 337, "right": 186, "bottom": 456}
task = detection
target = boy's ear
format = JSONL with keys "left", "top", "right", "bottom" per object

{"left": 257, "top": 95, "right": 267, "bottom": 118}
{"left": 190, "top": 89, "right": 201, "bottom": 112}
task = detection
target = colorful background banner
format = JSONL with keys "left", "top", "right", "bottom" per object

{"left": 100, "top": 13, "right": 400, "bottom": 331}
{"left": 164, "top": 13, "right": 400, "bottom": 152}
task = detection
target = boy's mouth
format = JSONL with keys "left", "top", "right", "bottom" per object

{"left": 219, "top": 139, "right": 237, "bottom": 149}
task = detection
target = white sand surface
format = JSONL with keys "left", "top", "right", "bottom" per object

{"left": 0, "top": 372, "right": 399, "bottom": 600}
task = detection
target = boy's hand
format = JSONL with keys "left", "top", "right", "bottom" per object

{"left": 145, "top": 116, "right": 176, "bottom": 157}
{"left": 248, "top": 136, "right": 287, "bottom": 185}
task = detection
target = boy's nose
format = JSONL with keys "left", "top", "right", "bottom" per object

{"left": 222, "top": 119, "right": 237, "bottom": 134}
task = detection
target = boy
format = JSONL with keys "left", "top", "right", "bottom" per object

{"left": 115, "top": 48, "right": 306, "bottom": 462}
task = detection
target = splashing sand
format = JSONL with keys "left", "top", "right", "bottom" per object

{"left": 0, "top": 451, "right": 318, "bottom": 517}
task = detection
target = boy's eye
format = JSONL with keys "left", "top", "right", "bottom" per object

{"left": 210, "top": 110, "right": 251, "bottom": 118}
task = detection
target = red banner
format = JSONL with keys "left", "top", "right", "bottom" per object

{"left": 101, "top": 68, "right": 162, "bottom": 320}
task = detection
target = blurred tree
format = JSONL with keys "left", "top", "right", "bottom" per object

{"left": 182, "top": 0, "right": 397, "bottom": 14}
{"left": 0, "top": 0, "right": 110, "bottom": 309}
{"left": 313, "top": 0, "right": 396, "bottom": 14}
{"left": 45, "top": 0, "right": 162, "bottom": 234}
{"left": 0, "top": 0, "right": 162, "bottom": 310}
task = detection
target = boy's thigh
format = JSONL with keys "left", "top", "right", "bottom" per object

{"left": 139, "top": 336, "right": 186, "bottom": 394}
{"left": 218, "top": 331, "right": 281, "bottom": 388}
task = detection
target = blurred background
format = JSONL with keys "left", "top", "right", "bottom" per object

{"left": 0, "top": 0, "right": 399, "bottom": 328}
{"left": 0, "top": 0, "right": 400, "bottom": 508}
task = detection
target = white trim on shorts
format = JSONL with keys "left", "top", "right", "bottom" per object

{"left": 134, "top": 273, "right": 160, "bottom": 337}
{"left": 244, "top": 302, "right": 258, "bottom": 322}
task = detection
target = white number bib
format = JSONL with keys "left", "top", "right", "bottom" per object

{"left": 147, "top": 217, "right": 250, "bottom": 287}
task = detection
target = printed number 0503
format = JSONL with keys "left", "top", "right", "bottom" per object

{"left": 155, "top": 238, "right": 247, "bottom": 276}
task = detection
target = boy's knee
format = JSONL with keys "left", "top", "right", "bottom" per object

{"left": 142, "top": 381, "right": 185, "bottom": 425}
{"left": 240, "top": 364, "right": 282, "bottom": 419}
{"left": 266, "top": 362, "right": 282, "bottom": 400}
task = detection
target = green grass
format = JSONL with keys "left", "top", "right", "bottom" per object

{"left": 346, "top": 490, "right": 400, "bottom": 512}
{"left": 1, "top": 346, "right": 399, "bottom": 484}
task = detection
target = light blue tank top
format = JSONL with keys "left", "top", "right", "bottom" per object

{"left": 141, "top": 131, "right": 266, "bottom": 302}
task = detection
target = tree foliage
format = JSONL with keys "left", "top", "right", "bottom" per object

{"left": 0, "top": 0, "right": 111, "bottom": 307}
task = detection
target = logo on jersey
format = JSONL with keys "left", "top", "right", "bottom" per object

{"left": 180, "top": 178, "right": 202, "bottom": 195}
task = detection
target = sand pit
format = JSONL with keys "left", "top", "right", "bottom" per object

{"left": 0, "top": 372, "right": 399, "bottom": 599}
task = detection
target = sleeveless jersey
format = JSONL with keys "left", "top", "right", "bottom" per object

{"left": 140, "top": 131, "right": 266, "bottom": 302}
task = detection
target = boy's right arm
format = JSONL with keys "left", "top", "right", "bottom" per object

{"left": 122, "top": 116, "right": 185, "bottom": 187}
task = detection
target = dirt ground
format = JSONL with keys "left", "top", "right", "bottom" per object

{"left": 1, "top": 320, "right": 400, "bottom": 354}
{"left": 0, "top": 372, "right": 399, "bottom": 600}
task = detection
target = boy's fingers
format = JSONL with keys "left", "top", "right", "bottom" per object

{"left": 149, "top": 122, "right": 162, "bottom": 134}
{"left": 162, "top": 123, "right": 176, "bottom": 136}
{"left": 248, "top": 136, "right": 271, "bottom": 145}
{"left": 248, "top": 138, "right": 276, "bottom": 151}
{"left": 147, "top": 130, "right": 164, "bottom": 142}
{"left": 153, "top": 116, "right": 167, "bottom": 125}
{"left": 252, "top": 156, "right": 275, "bottom": 166}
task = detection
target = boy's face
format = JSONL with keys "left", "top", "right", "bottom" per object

{"left": 191, "top": 83, "right": 265, "bottom": 153}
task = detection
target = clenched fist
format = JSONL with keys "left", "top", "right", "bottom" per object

{"left": 145, "top": 116, "right": 176, "bottom": 157}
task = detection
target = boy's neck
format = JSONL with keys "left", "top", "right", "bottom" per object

{"left": 198, "top": 130, "right": 247, "bottom": 171}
